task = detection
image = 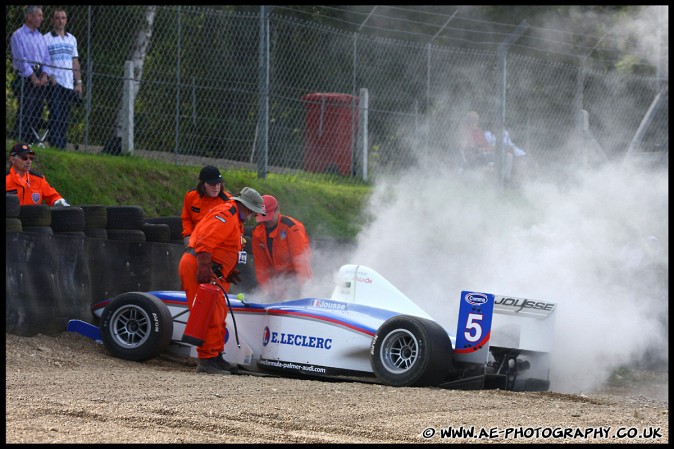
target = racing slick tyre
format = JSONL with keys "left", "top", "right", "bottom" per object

{"left": 100, "top": 292, "right": 173, "bottom": 362}
{"left": 370, "top": 315, "right": 453, "bottom": 387}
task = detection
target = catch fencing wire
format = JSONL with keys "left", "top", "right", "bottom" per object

{"left": 4, "top": 5, "right": 666, "bottom": 185}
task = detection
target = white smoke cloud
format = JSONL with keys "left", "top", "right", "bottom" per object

{"left": 311, "top": 157, "right": 667, "bottom": 394}
{"left": 305, "top": 5, "right": 667, "bottom": 395}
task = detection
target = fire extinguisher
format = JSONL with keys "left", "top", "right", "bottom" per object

{"left": 181, "top": 283, "right": 219, "bottom": 346}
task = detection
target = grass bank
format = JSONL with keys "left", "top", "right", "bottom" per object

{"left": 9, "top": 145, "right": 372, "bottom": 240}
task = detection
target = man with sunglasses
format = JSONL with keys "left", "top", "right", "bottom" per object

{"left": 6, "top": 142, "right": 70, "bottom": 206}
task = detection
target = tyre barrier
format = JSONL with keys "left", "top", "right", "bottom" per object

{"left": 142, "top": 223, "right": 171, "bottom": 243}
{"left": 106, "top": 206, "right": 147, "bottom": 242}
{"left": 19, "top": 204, "right": 51, "bottom": 227}
{"left": 6, "top": 230, "right": 187, "bottom": 337}
{"left": 22, "top": 226, "right": 55, "bottom": 235}
{"left": 56, "top": 231, "right": 87, "bottom": 238}
{"left": 6, "top": 194, "right": 20, "bottom": 218}
{"left": 80, "top": 205, "right": 108, "bottom": 240}
{"left": 6, "top": 217, "right": 23, "bottom": 232}
{"left": 80, "top": 205, "right": 107, "bottom": 229}
{"left": 50, "top": 206, "right": 85, "bottom": 232}
{"left": 9, "top": 201, "right": 189, "bottom": 247}
{"left": 84, "top": 227, "right": 108, "bottom": 240}
{"left": 106, "top": 205, "right": 145, "bottom": 230}
{"left": 145, "top": 216, "right": 183, "bottom": 242}
{"left": 107, "top": 229, "right": 147, "bottom": 242}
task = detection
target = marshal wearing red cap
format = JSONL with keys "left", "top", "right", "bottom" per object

{"left": 251, "top": 194, "right": 312, "bottom": 298}
{"left": 6, "top": 142, "right": 70, "bottom": 206}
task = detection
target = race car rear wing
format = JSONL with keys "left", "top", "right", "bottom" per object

{"left": 453, "top": 291, "right": 557, "bottom": 365}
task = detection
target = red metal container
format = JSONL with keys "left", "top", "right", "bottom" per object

{"left": 181, "top": 283, "right": 218, "bottom": 346}
{"left": 301, "top": 93, "right": 359, "bottom": 176}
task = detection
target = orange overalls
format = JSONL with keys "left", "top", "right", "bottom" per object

{"left": 180, "top": 189, "right": 232, "bottom": 239}
{"left": 251, "top": 214, "right": 312, "bottom": 297}
{"left": 178, "top": 201, "right": 244, "bottom": 359}
{"left": 6, "top": 166, "right": 64, "bottom": 206}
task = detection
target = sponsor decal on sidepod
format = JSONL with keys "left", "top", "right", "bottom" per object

{"left": 262, "top": 326, "right": 332, "bottom": 349}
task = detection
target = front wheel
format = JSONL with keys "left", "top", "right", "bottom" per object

{"left": 100, "top": 292, "right": 173, "bottom": 361}
{"left": 370, "top": 315, "right": 453, "bottom": 387}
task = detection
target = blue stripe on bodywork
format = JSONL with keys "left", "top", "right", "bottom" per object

{"left": 92, "top": 292, "right": 402, "bottom": 337}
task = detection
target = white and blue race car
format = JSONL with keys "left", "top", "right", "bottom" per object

{"left": 69, "top": 264, "right": 557, "bottom": 391}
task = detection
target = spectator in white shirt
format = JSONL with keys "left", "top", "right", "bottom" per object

{"left": 44, "top": 8, "right": 83, "bottom": 149}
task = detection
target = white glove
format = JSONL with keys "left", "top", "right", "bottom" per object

{"left": 54, "top": 198, "right": 71, "bottom": 207}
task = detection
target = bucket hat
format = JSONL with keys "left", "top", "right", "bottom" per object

{"left": 232, "top": 187, "right": 266, "bottom": 215}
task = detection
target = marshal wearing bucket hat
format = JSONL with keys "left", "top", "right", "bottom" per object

{"left": 232, "top": 187, "right": 266, "bottom": 216}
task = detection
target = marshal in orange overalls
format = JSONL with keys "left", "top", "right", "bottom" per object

{"left": 178, "top": 201, "right": 245, "bottom": 359}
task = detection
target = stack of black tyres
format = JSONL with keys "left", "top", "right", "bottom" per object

{"left": 50, "top": 206, "right": 86, "bottom": 237}
{"left": 18, "top": 204, "right": 53, "bottom": 235}
{"left": 142, "top": 222, "right": 171, "bottom": 243}
{"left": 145, "top": 216, "right": 183, "bottom": 245}
{"left": 80, "top": 205, "right": 108, "bottom": 239}
{"left": 106, "top": 205, "right": 146, "bottom": 241}
{"left": 6, "top": 194, "right": 22, "bottom": 232}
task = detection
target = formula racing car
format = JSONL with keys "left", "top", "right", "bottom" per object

{"left": 69, "top": 264, "right": 557, "bottom": 391}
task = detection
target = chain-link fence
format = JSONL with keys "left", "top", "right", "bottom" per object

{"left": 5, "top": 5, "right": 668, "bottom": 185}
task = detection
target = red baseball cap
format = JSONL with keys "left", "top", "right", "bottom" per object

{"left": 256, "top": 195, "right": 278, "bottom": 223}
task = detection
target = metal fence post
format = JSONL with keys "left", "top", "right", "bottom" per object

{"left": 122, "top": 60, "right": 135, "bottom": 155}
{"left": 426, "top": 42, "right": 431, "bottom": 151}
{"left": 173, "top": 6, "right": 181, "bottom": 165}
{"left": 83, "top": 5, "right": 92, "bottom": 152}
{"left": 574, "top": 65, "right": 586, "bottom": 168}
{"left": 496, "top": 20, "right": 528, "bottom": 190}
{"left": 359, "top": 88, "right": 369, "bottom": 181}
{"left": 256, "top": 5, "right": 272, "bottom": 179}
{"left": 351, "top": 32, "right": 357, "bottom": 178}
{"left": 3, "top": 6, "right": 665, "bottom": 179}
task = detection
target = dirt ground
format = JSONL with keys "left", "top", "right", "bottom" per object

{"left": 5, "top": 332, "right": 668, "bottom": 444}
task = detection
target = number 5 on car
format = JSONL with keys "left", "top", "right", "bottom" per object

{"left": 454, "top": 291, "right": 494, "bottom": 364}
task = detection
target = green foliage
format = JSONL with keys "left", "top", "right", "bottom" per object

{"left": 607, "top": 365, "right": 637, "bottom": 387}
{"left": 9, "top": 144, "right": 371, "bottom": 240}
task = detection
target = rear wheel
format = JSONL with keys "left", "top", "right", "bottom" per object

{"left": 100, "top": 292, "right": 173, "bottom": 361}
{"left": 370, "top": 315, "right": 453, "bottom": 387}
